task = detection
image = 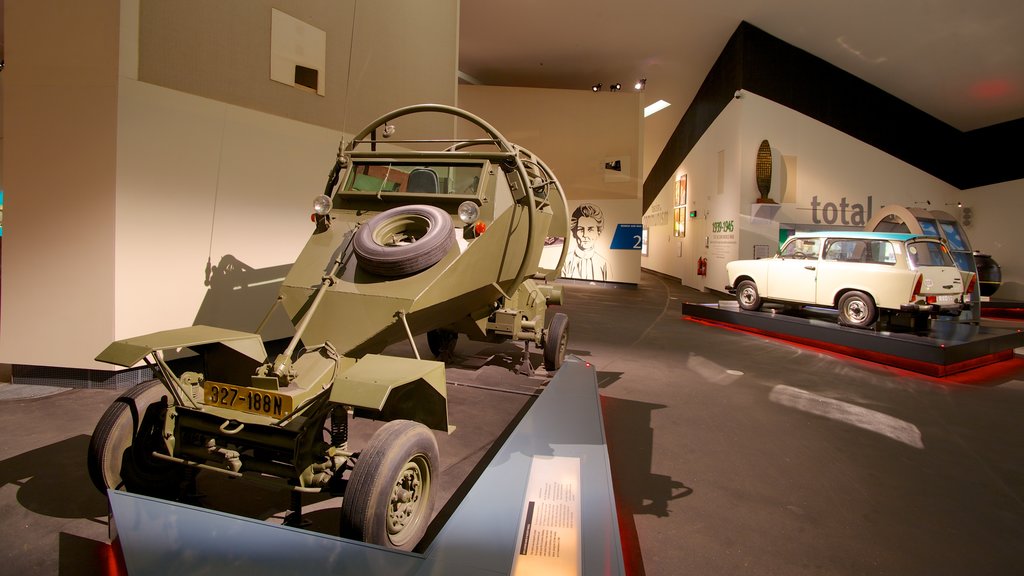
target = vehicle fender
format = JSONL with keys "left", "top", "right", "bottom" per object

{"left": 329, "top": 354, "right": 451, "bottom": 433}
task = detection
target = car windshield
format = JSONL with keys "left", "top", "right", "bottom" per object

{"left": 907, "top": 240, "right": 955, "bottom": 267}
{"left": 780, "top": 238, "right": 820, "bottom": 259}
{"left": 343, "top": 161, "right": 483, "bottom": 196}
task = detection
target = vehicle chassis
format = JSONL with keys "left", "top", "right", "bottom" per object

{"left": 88, "top": 104, "right": 571, "bottom": 550}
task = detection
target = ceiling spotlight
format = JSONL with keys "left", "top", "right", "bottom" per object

{"left": 592, "top": 83, "right": 602, "bottom": 92}
{"left": 634, "top": 78, "right": 646, "bottom": 91}
{"left": 610, "top": 83, "right": 622, "bottom": 92}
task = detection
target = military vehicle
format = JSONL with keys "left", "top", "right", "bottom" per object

{"left": 87, "top": 104, "right": 570, "bottom": 550}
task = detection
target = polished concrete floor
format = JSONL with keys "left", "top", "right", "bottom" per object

{"left": 2, "top": 270, "right": 1024, "bottom": 575}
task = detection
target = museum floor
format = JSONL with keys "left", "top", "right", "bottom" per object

{"left": 2, "top": 270, "right": 1024, "bottom": 575}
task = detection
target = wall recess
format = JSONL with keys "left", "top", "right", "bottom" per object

{"left": 270, "top": 9, "right": 326, "bottom": 96}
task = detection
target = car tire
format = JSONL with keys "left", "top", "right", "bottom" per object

{"left": 736, "top": 280, "right": 762, "bottom": 311}
{"left": 87, "top": 380, "right": 184, "bottom": 498}
{"left": 353, "top": 205, "right": 454, "bottom": 277}
{"left": 339, "top": 419, "right": 439, "bottom": 551}
{"left": 838, "top": 290, "right": 877, "bottom": 328}
{"left": 543, "top": 312, "right": 569, "bottom": 371}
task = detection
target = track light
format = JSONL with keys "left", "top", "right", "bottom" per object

{"left": 610, "top": 83, "right": 622, "bottom": 92}
{"left": 592, "top": 83, "right": 602, "bottom": 92}
{"left": 634, "top": 78, "right": 646, "bottom": 91}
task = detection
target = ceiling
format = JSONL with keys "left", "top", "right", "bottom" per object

{"left": 4, "top": 2, "right": 1019, "bottom": 158}
{"left": 459, "top": 0, "right": 1024, "bottom": 178}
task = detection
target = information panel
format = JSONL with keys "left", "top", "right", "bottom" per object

{"left": 511, "top": 456, "right": 582, "bottom": 576}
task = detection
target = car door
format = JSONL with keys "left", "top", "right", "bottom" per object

{"left": 766, "top": 237, "right": 820, "bottom": 303}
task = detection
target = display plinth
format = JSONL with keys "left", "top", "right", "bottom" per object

{"left": 683, "top": 302, "right": 1024, "bottom": 377}
{"left": 108, "top": 356, "right": 626, "bottom": 575}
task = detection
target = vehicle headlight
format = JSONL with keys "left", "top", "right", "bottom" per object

{"left": 312, "top": 195, "right": 332, "bottom": 216}
{"left": 458, "top": 201, "right": 480, "bottom": 224}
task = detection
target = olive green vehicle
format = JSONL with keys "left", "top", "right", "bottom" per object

{"left": 87, "top": 104, "right": 570, "bottom": 550}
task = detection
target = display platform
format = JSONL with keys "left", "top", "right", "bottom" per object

{"left": 683, "top": 302, "right": 1024, "bottom": 377}
{"left": 981, "top": 298, "right": 1024, "bottom": 320}
{"left": 108, "top": 356, "right": 626, "bottom": 576}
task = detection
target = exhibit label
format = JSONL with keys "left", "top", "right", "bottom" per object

{"left": 511, "top": 456, "right": 582, "bottom": 576}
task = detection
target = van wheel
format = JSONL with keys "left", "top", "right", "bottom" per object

{"left": 736, "top": 280, "right": 762, "bottom": 311}
{"left": 353, "top": 205, "right": 454, "bottom": 276}
{"left": 838, "top": 291, "right": 877, "bottom": 328}
{"left": 339, "top": 420, "right": 439, "bottom": 551}
{"left": 87, "top": 380, "right": 184, "bottom": 498}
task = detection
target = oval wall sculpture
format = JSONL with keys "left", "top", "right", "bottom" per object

{"left": 755, "top": 139, "right": 772, "bottom": 201}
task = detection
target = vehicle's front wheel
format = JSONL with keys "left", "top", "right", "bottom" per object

{"left": 87, "top": 380, "right": 185, "bottom": 498}
{"left": 736, "top": 280, "right": 762, "bottom": 311}
{"left": 339, "top": 420, "right": 439, "bottom": 551}
{"left": 838, "top": 290, "right": 877, "bottom": 328}
{"left": 427, "top": 329, "right": 458, "bottom": 363}
{"left": 543, "top": 312, "right": 569, "bottom": 371}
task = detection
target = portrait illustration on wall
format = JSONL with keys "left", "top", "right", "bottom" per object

{"left": 562, "top": 203, "right": 609, "bottom": 281}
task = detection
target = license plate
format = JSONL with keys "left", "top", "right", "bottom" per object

{"left": 936, "top": 294, "right": 955, "bottom": 303}
{"left": 203, "top": 381, "right": 293, "bottom": 418}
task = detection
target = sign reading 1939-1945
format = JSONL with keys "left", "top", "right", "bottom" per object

{"left": 712, "top": 220, "right": 734, "bottom": 233}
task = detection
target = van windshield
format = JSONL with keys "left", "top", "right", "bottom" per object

{"left": 907, "top": 240, "right": 955, "bottom": 268}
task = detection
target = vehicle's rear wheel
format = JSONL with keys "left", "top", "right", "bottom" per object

{"left": 427, "top": 329, "right": 458, "bottom": 363}
{"left": 838, "top": 290, "right": 877, "bottom": 328}
{"left": 543, "top": 312, "right": 569, "bottom": 371}
{"left": 87, "top": 380, "right": 185, "bottom": 498}
{"left": 339, "top": 420, "right": 439, "bottom": 551}
{"left": 353, "top": 205, "right": 454, "bottom": 277}
{"left": 736, "top": 280, "right": 762, "bottom": 311}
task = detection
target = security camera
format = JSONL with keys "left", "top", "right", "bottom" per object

{"left": 734, "top": 90, "right": 742, "bottom": 99}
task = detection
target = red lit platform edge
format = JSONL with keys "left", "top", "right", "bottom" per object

{"left": 683, "top": 302, "right": 1024, "bottom": 377}
{"left": 981, "top": 299, "right": 1024, "bottom": 320}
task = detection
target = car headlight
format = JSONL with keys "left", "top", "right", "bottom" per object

{"left": 312, "top": 195, "right": 332, "bottom": 216}
{"left": 458, "top": 201, "right": 479, "bottom": 224}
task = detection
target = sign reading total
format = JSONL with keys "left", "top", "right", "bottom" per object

{"left": 810, "top": 195, "right": 874, "bottom": 226}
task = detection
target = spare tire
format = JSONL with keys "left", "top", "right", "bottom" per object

{"left": 353, "top": 205, "right": 455, "bottom": 277}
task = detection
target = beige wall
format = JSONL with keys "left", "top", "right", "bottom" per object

{"left": 1, "top": 0, "right": 120, "bottom": 368}
{"left": 459, "top": 85, "right": 643, "bottom": 202}
{"left": 138, "top": 0, "right": 458, "bottom": 138}
{"left": 643, "top": 92, "right": 962, "bottom": 293}
{"left": 959, "top": 178, "right": 1024, "bottom": 300}
{"left": 1, "top": 0, "right": 459, "bottom": 369}
{"left": 457, "top": 85, "right": 644, "bottom": 283}
{"left": 114, "top": 79, "right": 343, "bottom": 343}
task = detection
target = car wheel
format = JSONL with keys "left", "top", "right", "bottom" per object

{"left": 339, "top": 420, "right": 439, "bottom": 551}
{"left": 543, "top": 312, "right": 569, "bottom": 371}
{"left": 87, "top": 380, "right": 184, "bottom": 498}
{"left": 353, "top": 205, "right": 455, "bottom": 277}
{"left": 736, "top": 280, "right": 762, "bottom": 311}
{"left": 838, "top": 291, "right": 877, "bottom": 328}
{"left": 427, "top": 328, "right": 458, "bottom": 362}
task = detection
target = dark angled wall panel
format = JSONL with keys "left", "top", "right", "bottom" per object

{"left": 644, "top": 21, "right": 1024, "bottom": 213}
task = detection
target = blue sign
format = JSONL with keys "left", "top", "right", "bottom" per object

{"left": 609, "top": 223, "right": 643, "bottom": 250}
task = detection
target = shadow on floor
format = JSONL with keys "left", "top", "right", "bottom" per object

{"left": 0, "top": 435, "right": 109, "bottom": 520}
{"left": 601, "top": 396, "right": 693, "bottom": 518}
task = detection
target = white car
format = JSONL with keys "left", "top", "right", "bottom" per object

{"left": 725, "top": 231, "right": 975, "bottom": 328}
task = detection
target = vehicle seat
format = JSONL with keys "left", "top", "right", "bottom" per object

{"left": 407, "top": 168, "right": 439, "bottom": 193}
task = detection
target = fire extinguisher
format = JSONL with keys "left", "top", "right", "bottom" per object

{"left": 697, "top": 257, "right": 707, "bottom": 277}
